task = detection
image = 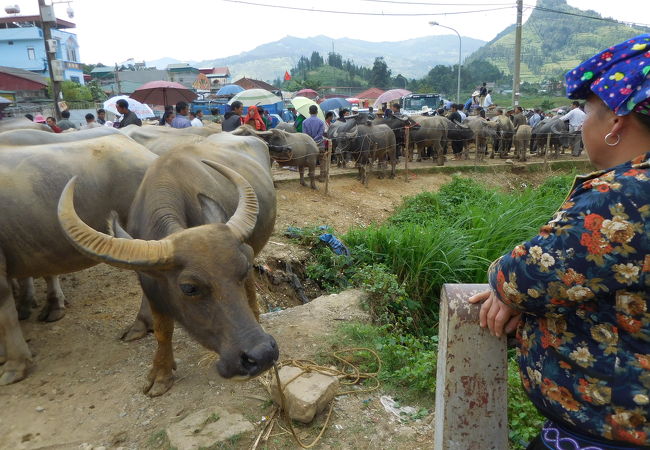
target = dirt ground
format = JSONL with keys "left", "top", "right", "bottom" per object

{"left": 0, "top": 165, "right": 579, "bottom": 449}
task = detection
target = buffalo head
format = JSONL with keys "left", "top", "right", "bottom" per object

{"left": 57, "top": 161, "right": 279, "bottom": 379}
{"left": 232, "top": 125, "right": 292, "bottom": 158}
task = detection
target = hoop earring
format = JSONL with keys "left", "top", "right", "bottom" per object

{"left": 604, "top": 132, "right": 620, "bottom": 146}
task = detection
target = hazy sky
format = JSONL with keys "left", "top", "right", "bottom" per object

{"left": 12, "top": 0, "right": 650, "bottom": 65}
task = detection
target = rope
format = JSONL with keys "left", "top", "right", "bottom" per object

{"left": 250, "top": 347, "right": 381, "bottom": 450}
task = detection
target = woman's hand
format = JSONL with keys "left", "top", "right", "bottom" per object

{"left": 468, "top": 290, "right": 522, "bottom": 337}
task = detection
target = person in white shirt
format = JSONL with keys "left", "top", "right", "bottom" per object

{"left": 190, "top": 110, "right": 204, "bottom": 127}
{"left": 81, "top": 113, "right": 102, "bottom": 129}
{"left": 561, "top": 101, "right": 586, "bottom": 156}
{"left": 457, "top": 105, "right": 467, "bottom": 122}
{"left": 484, "top": 90, "right": 493, "bottom": 108}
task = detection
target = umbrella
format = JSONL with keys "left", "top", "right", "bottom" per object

{"left": 291, "top": 96, "right": 325, "bottom": 121}
{"left": 319, "top": 97, "right": 351, "bottom": 112}
{"left": 228, "top": 89, "right": 282, "bottom": 107}
{"left": 295, "top": 88, "right": 319, "bottom": 99}
{"left": 103, "top": 95, "right": 154, "bottom": 119}
{"left": 131, "top": 80, "right": 197, "bottom": 106}
{"left": 345, "top": 97, "right": 360, "bottom": 104}
{"left": 216, "top": 84, "right": 244, "bottom": 96}
{"left": 373, "top": 89, "right": 412, "bottom": 109}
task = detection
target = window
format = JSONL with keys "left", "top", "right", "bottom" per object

{"left": 70, "top": 76, "right": 80, "bottom": 83}
{"left": 27, "top": 47, "right": 35, "bottom": 60}
{"left": 8, "top": 41, "right": 13, "bottom": 45}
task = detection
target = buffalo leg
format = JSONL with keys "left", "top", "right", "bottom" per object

{"left": 38, "top": 276, "right": 66, "bottom": 322}
{"left": 0, "top": 253, "right": 32, "bottom": 385}
{"left": 15, "top": 278, "right": 36, "bottom": 321}
{"left": 308, "top": 163, "right": 317, "bottom": 189}
{"left": 144, "top": 306, "right": 176, "bottom": 397}
{"left": 120, "top": 294, "right": 153, "bottom": 341}
{"left": 298, "top": 164, "right": 307, "bottom": 187}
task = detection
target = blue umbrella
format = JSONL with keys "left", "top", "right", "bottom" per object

{"left": 319, "top": 97, "right": 352, "bottom": 112}
{"left": 216, "top": 84, "right": 244, "bottom": 96}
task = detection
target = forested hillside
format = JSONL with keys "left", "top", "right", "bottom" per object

{"left": 467, "top": 0, "right": 649, "bottom": 82}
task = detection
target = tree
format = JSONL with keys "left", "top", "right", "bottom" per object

{"left": 86, "top": 79, "right": 107, "bottom": 101}
{"left": 327, "top": 52, "right": 343, "bottom": 69}
{"left": 310, "top": 51, "right": 324, "bottom": 69}
{"left": 370, "top": 57, "right": 391, "bottom": 89}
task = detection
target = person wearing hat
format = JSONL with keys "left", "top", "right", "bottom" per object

{"left": 34, "top": 114, "right": 46, "bottom": 124}
{"left": 470, "top": 34, "right": 650, "bottom": 449}
{"left": 421, "top": 105, "right": 433, "bottom": 116}
{"left": 351, "top": 105, "right": 359, "bottom": 114}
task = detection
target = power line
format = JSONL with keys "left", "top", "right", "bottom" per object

{"left": 220, "top": 0, "right": 513, "bottom": 16}
{"left": 523, "top": 4, "right": 650, "bottom": 28}
{"left": 361, "top": 0, "right": 513, "bottom": 5}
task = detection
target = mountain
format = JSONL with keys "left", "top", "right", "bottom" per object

{"left": 466, "top": 0, "right": 650, "bottom": 82}
{"left": 146, "top": 57, "right": 197, "bottom": 70}
{"left": 190, "top": 34, "right": 485, "bottom": 82}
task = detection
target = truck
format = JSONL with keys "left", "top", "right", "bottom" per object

{"left": 400, "top": 93, "right": 443, "bottom": 116}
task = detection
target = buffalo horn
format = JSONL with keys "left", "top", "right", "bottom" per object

{"left": 201, "top": 160, "right": 258, "bottom": 242}
{"left": 57, "top": 177, "right": 174, "bottom": 270}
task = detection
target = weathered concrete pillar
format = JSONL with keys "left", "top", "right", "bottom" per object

{"left": 434, "top": 284, "right": 508, "bottom": 450}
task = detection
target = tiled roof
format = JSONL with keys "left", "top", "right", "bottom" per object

{"left": 0, "top": 66, "right": 47, "bottom": 85}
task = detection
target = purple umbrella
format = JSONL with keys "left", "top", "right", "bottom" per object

{"left": 373, "top": 89, "right": 412, "bottom": 109}
{"left": 131, "top": 80, "right": 197, "bottom": 106}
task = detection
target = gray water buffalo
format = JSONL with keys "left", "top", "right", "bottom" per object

{"left": 275, "top": 122, "right": 297, "bottom": 133}
{"left": 373, "top": 114, "right": 420, "bottom": 157}
{"left": 408, "top": 115, "right": 448, "bottom": 165}
{"left": 0, "top": 118, "right": 52, "bottom": 133}
{"left": 0, "top": 126, "right": 121, "bottom": 146}
{"left": 531, "top": 117, "right": 571, "bottom": 157}
{"left": 493, "top": 115, "right": 514, "bottom": 158}
{"left": 119, "top": 124, "right": 215, "bottom": 155}
{"left": 441, "top": 117, "right": 474, "bottom": 160}
{"left": 58, "top": 133, "right": 279, "bottom": 396}
{"left": 0, "top": 134, "right": 157, "bottom": 385}
{"left": 233, "top": 126, "right": 320, "bottom": 189}
{"left": 465, "top": 117, "right": 498, "bottom": 161}
{"left": 514, "top": 125, "right": 533, "bottom": 162}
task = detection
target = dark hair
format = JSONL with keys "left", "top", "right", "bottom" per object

{"left": 210, "top": 108, "right": 219, "bottom": 115}
{"left": 479, "top": 109, "right": 486, "bottom": 118}
{"left": 189, "top": 111, "right": 196, "bottom": 117}
{"left": 572, "top": 101, "right": 580, "bottom": 108}
{"left": 231, "top": 101, "right": 243, "bottom": 110}
{"left": 487, "top": 89, "right": 492, "bottom": 94}
{"left": 308, "top": 105, "right": 318, "bottom": 114}
{"left": 47, "top": 116, "right": 55, "bottom": 122}
{"left": 97, "top": 108, "right": 105, "bottom": 114}
{"left": 515, "top": 106, "right": 523, "bottom": 113}
{"left": 175, "top": 101, "right": 188, "bottom": 113}
{"left": 368, "top": 106, "right": 374, "bottom": 112}
{"left": 257, "top": 106, "right": 264, "bottom": 114}
{"left": 61, "top": 110, "right": 70, "bottom": 119}
{"left": 482, "top": 82, "right": 486, "bottom": 86}
{"left": 85, "top": 113, "right": 95, "bottom": 121}
{"left": 633, "top": 112, "right": 650, "bottom": 134}
{"left": 164, "top": 105, "right": 174, "bottom": 113}
{"left": 325, "top": 111, "right": 334, "bottom": 120}
{"left": 339, "top": 108, "right": 349, "bottom": 115}
{"left": 116, "top": 99, "right": 129, "bottom": 109}
{"left": 24, "top": 113, "right": 33, "bottom": 121}
{"left": 392, "top": 103, "right": 401, "bottom": 110}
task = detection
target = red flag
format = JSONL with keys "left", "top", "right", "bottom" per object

{"left": 284, "top": 70, "right": 292, "bottom": 81}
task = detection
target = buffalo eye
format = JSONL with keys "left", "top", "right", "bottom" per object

{"left": 180, "top": 283, "right": 200, "bottom": 296}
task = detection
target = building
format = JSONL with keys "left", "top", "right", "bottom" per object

{"left": 0, "top": 65, "right": 48, "bottom": 101}
{"left": 167, "top": 63, "right": 199, "bottom": 89}
{"left": 0, "top": 14, "right": 84, "bottom": 84}
{"left": 233, "top": 77, "right": 277, "bottom": 92}
{"left": 199, "top": 66, "right": 231, "bottom": 90}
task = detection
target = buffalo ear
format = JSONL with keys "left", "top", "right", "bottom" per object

{"left": 198, "top": 193, "right": 227, "bottom": 224}
{"left": 107, "top": 211, "right": 133, "bottom": 239}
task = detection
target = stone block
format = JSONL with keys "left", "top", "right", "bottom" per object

{"left": 166, "top": 408, "right": 254, "bottom": 450}
{"left": 270, "top": 365, "right": 339, "bottom": 423}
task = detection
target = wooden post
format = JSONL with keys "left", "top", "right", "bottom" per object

{"left": 324, "top": 147, "right": 331, "bottom": 196}
{"left": 434, "top": 284, "right": 508, "bottom": 450}
{"left": 404, "top": 127, "right": 410, "bottom": 183}
{"left": 544, "top": 132, "right": 551, "bottom": 169}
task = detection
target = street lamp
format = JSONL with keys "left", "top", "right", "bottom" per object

{"left": 429, "top": 21, "right": 461, "bottom": 104}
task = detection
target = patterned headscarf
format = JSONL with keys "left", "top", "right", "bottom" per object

{"left": 565, "top": 34, "right": 650, "bottom": 116}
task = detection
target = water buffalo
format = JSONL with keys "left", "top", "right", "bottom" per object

{"left": 275, "top": 122, "right": 297, "bottom": 133}
{"left": 0, "top": 126, "right": 121, "bottom": 146}
{"left": 408, "top": 115, "right": 448, "bottom": 165}
{"left": 58, "top": 133, "right": 279, "bottom": 396}
{"left": 465, "top": 117, "right": 498, "bottom": 161}
{"left": 0, "top": 134, "right": 157, "bottom": 385}
{"left": 514, "top": 125, "right": 533, "bottom": 162}
{"left": 531, "top": 117, "right": 571, "bottom": 157}
{"left": 233, "top": 126, "right": 319, "bottom": 189}
{"left": 0, "top": 117, "right": 52, "bottom": 133}
{"left": 493, "top": 115, "right": 514, "bottom": 158}
{"left": 441, "top": 117, "right": 474, "bottom": 160}
{"left": 119, "top": 124, "right": 216, "bottom": 155}
{"left": 373, "top": 114, "right": 420, "bottom": 157}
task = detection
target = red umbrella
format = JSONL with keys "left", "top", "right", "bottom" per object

{"left": 130, "top": 80, "right": 197, "bottom": 106}
{"left": 295, "top": 88, "right": 319, "bottom": 99}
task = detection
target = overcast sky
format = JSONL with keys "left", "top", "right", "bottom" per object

{"left": 12, "top": 0, "right": 650, "bottom": 65}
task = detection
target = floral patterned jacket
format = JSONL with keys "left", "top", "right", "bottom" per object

{"left": 489, "top": 152, "right": 650, "bottom": 446}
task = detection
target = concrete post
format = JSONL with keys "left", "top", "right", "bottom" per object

{"left": 434, "top": 284, "right": 508, "bottom": 450}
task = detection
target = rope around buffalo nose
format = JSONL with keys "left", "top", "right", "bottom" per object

{"left": 250, "top": 347, "right": 382, "bottom": 449}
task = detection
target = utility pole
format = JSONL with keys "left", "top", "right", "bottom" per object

{"left": 512, "top": 0, "right": 523, "bottom": 107}
{"left": 114, "top": 63, "right": 122, "bottom": 94}
{"left": 38, "top": 0, "right": 61, "bottom": 119}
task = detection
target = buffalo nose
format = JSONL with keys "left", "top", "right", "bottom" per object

{"left": 240, "top": 336, "right": 279, "bottom": 376}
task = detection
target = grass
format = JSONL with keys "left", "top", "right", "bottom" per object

{"left": 292, "top": 172, "right": 573, "bottom": 448}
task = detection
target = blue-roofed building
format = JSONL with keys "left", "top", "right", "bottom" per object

{"left": 0, "top": 14, "right": 84, "bottom": 84}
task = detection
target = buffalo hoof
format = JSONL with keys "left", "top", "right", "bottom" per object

{"left": 17, "top": 303, "right": 31, "bottom": 321}
{"left": 0, "top": 343, "right": 5, "bottom": 365}
{"left": 38, "top": 303, "right": 65, "bottom": 322}
{"left": 0, "top": 360, "right": 31, "bottom": 385}
{"left": 316, "top": 176, "right": 325, "bottom": 182}
{"left": 300, "top": 181, "right": 307, "bottom": 187}
{"left": 120, "top": 318, "right": 152, "bottom": 341}
{"left": 144, "top": 366, "right": 175, "bottom": 397}
{"left": 310, "top": 184, "right": 318, "bottom": 190}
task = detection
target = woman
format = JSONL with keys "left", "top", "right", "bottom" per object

{"left": 470, "top": 34, "right": 650, "bottom": 449}
{"left": 242, "top": 105, "right": 266, "bottom": 131}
